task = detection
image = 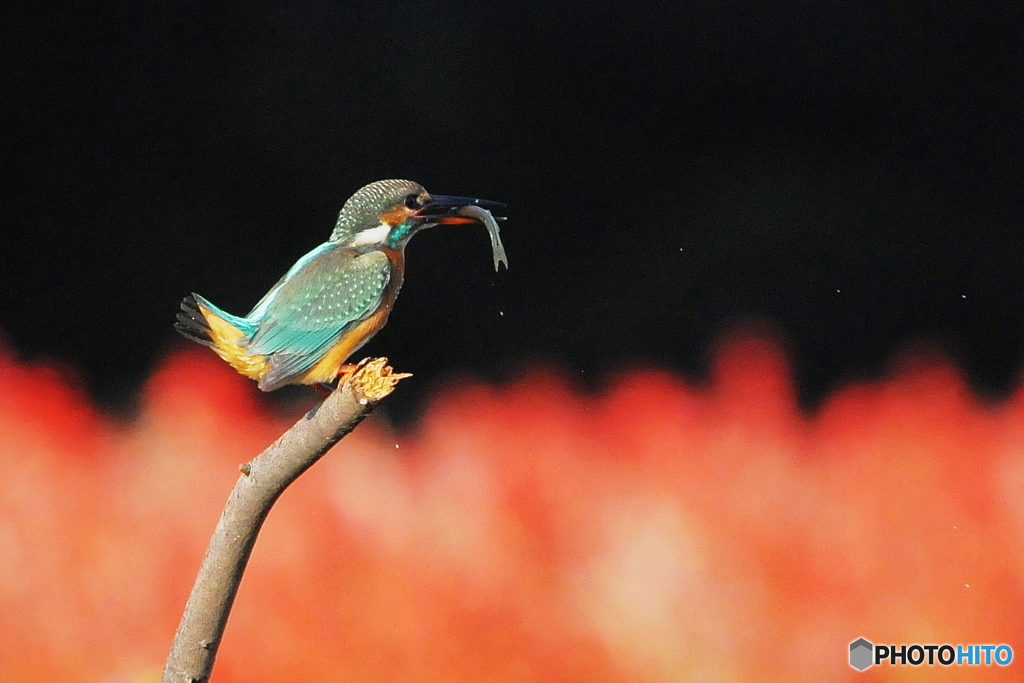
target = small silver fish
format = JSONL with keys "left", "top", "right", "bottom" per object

{"left": 457, "top": 204, "right": 509, "bottom": 271}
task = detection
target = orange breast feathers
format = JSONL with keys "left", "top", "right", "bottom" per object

{"left": 295, "top": 247, "right": 406, "bottom": 386}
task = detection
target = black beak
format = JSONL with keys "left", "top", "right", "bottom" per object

{"left": 414, "top": 195, "right": 506, "bottom": 222}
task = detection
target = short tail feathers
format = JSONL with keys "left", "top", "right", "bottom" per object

{"left": 174, "top": 293, "right": 270, "bottom": 381}
{"left": 175, "top": 294, "right": 216, "bottom": 347}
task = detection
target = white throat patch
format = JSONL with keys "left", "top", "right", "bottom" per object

{"left": 352, "top": 223, "right": 391, "bottom": 246}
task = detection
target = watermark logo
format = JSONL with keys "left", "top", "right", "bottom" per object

{"left": 849, "top": 638, "right": 1013, "bottom": 670}
{"left": 849, "top": 639, "right": 873, "bottom": 671}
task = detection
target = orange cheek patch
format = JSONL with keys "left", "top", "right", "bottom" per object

{"left": 379, "top": 205, "right": 414, "bottom": 226}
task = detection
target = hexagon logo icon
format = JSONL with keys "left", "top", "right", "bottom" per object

{"left": 849, "top": 638, "right": 873, "bottom": 671}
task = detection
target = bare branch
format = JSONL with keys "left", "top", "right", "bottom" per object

{"left": 161, "top": 358, "right": 410, "bottom": 683}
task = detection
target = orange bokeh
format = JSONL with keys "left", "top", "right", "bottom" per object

{"left": 1, "top": 332, "right": 1023, "bottom": 681}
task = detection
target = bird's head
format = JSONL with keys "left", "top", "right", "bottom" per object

{"left": 330, "top": 179, "right": 506, "bottom": 257}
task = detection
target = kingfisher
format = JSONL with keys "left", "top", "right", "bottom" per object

{"left": 174, "top": 179, "right": 507, "bottom": 391}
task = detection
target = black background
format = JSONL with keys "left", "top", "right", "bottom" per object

{"left": 2, "top": 2, "right": 1021, "bottom": 418}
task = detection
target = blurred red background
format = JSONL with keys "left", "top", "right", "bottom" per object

{"left": 1, "top": 331, "right": 1023, "bottom": 681}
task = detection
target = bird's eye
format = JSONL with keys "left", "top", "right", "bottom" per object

{"left": 404, "top": 194, "right": 423, "bottom": 210}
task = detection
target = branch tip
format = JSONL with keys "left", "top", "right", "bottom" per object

{"left": 347, "top": 357, "right": 412, "bottom": 402}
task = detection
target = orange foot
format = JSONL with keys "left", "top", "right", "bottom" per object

{"left": 335, "top": 363, "right": 360, "bottom": 387}
{"left": 309, "top": 363, "right": 368, "bottom": 399}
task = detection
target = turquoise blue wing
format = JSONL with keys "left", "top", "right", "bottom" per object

{"left": 246, "top": 245, "right": 391, "bottom": 390}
